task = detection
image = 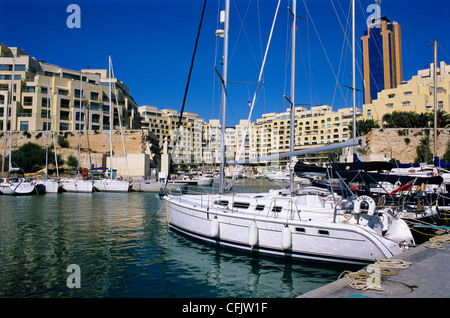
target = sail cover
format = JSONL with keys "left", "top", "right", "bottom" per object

{"left": 434, "top": 156, "right": 450, "bottom": 169}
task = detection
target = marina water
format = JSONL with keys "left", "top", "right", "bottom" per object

{"left": 0, "top": 179, "right": 355, "bottom": 298}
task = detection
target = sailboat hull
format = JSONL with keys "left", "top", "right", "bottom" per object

{"left": 35, "top": 180, "right": 61, "bottom": 194}
{"left": 164, "top": 194, "right": 412, "bottom": 265}
{"left": 93, "top": 179, "right": 130, "bottom": 192}
{"left": 61, "top": 179, "right": 94, "bottom": 193}
{"left": 0, "top": 181, "right": 36, "bottom": 195}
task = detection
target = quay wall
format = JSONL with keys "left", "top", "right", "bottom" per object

{"left": 0, "top": 130, "right": 148, "bottom": 170}
{"left": 363, "top": 128, "right": 449, "bottom": 163}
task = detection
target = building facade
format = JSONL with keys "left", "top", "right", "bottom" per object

{"left": 139, "top": 104, "right": 361, "bottom": 166}
{"left": 361, "top": 16, "right": 403, "bottom": 104}
{"left": 0, "top": 43, "right": 140, "bottom": 134}
{"left": 363, "top": 61, "right": 450, "bottom": 127}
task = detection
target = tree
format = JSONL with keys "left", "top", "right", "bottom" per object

{"left": 7, "top": 142, "right": 59, "bottom": 173}
{"left": 385, "top": 110, "right": 450, "bottom": 128}
{"left": 443, "top": 140, "right": 450, "bottom": 162}
{"left": 348, "top": 118, "right": 380, "bottom": 138}
{"left": 415, "top": 135, "right": 434, "bottom": 164}
{"left": 66, "top": 155, "right": 78, "bottom": 170}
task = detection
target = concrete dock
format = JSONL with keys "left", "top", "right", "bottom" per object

{"left": 299, "top": 236, "right": 450, "bottom": 298}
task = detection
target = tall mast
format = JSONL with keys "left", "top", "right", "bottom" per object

{"left": 433, "top": 40, "right": 438, "bottom": 157}
{"left": 8, "top": 59, "right": 15, "bottom": 172}
{"left": 219, "top": 0, "right": 230, "bottom": 194}
{"left": 108, "top": 56, "right": 114, "bottom": 178}
{"left": 45, "top": 82, "right": 50, "bottom": 180}
{"left": 289, "top": 0, "right": 297, "bottom": 195}
{"left": 352, "top": 0, "right": 357, "bottom": 152}
{"left": 78, "top": 73, "right": 83, "bottom": 176}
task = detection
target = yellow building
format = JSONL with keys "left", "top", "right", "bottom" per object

{"left": 0, "top": 43, "right": 140, "bottom": 133}
{"left": 363, "top": 61, "right": 450, "bottom": 127}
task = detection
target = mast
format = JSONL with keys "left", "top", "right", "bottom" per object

{"left": 433, "top": 40, "right": 438, "bottom": 157}
{"left": 45, "top": 82, "right": 50, "bottom": 180}
{"left": 108, "top": 56, "right": 114, "bottom": 179}
{"left": 352, "top": 0, "right": 357, "bottom": 153}
{"left": 219, "top": 0, "right": 230, "bottom": 194}
{"left": 289, "top": 0, "right": 297, "bottom": 195}
{"left": 8, "top": 59, "right": 15, "bottom": 172}
{"left": 78, "top": 73, "right": 83, "bottom": 176}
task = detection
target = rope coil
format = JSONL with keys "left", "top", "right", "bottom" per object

{"left": 424, "top": 233, "right": 450, "bottom": 249}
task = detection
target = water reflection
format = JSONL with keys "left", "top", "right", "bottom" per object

{"left": 0, "top": 185, "right": 357, "bottom": 298}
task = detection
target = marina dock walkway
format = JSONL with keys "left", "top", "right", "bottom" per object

{"left": 299, "top": 236, "right": 450, "bottom": 298}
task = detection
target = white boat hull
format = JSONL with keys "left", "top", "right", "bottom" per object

{"left": 35, "top": 179, "right": 61, "bottom": 193}
{"left": 61, "top": 179, "right": 94, "bottom": 193}
{"left": 0, "top": 181, "right": 36, "bottom": 195}
{"left": 132, "top": 181, "right": 187, "bottom": 192}
{"left": 164, "top": 194, "right": 413, "bottom": 265}
{"left": 93, "top": 179, "right": 130, "bottom": 192}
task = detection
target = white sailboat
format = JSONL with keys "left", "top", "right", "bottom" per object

{"left": 164, "top": 0, "right": 415, "bottom": 265}
{"left": 93, "top": 56, "right": 130, "bottom": 193}
{"left": 0, "top": 60, "right": 36, "bottom": 195}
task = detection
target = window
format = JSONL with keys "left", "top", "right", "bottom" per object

{"left": 20, "top": 121, "right": 28, "bottom": 131}
{"left": 23, "top": 97, "right": 33, "bottom": 106}
{"left": 388, "top": 93, "right": 396, "bottom": 98}
{"left": 60, "top": 99, "right": 70, "bottom": 108}
{"left": 58, "top": 89, "right": 68, "bottom": 96}
{"left": 402, "top": 101, "right": 410, "bottom": 107}
{"left": 90, "top": 92, "right": 99, "bottom": 101}
{"left": 404, "top": 91, "right": 412, "bottom": 96}
{"left": 386, "top": 103, "right": 393, "bottom": 108}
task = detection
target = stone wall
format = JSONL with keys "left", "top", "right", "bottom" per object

{"left": 364, "top": 128, "right": 450, "bottom": 163}
{"left": 0, "top": 130, "right": 148, "bottom": 169}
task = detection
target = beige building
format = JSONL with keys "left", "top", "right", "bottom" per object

{"left": 0, "top": 43, "right": 140, "bottom": 134}
{"left": 363, "top": 61, "right": 450, "bottom": 127}
{"left": 138, "top": 104, "right": 361, "bottom": 166}
{"left": 138, "top": 105, "right": 204, "bottom": 165}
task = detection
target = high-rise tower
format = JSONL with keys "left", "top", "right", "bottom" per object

{"left": 361, "top": 13, "right": 403, "bottom": 104}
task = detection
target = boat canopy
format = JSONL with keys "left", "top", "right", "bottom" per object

{"left": 434, "top": 156, "right": 450, "bottom": 169}
{"left": 332, "top": 170, "right": 443, "bottom": 186}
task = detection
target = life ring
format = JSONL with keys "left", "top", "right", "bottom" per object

{"left": 353, "top": 195, "right": 376, "bottom": 216}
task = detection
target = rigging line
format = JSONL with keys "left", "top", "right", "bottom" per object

{"left": 306, "top": 11, "right": 314, "bottom": 107}
{"left": 230, "top": 1, "right": 259, "bottom": 71}
{"left": 302, "top": 0, "right": 348, "bottom": 108}
{"left": 283, "top": 4, "right": 291, "bottom": 110}
{"left": 356, "top": 0, "right": 383, "bottom": 100}
{"left": 235, "top": 0, "right": 281, "bottom": 165}
{"left": 330, "top": 0, "right": 351, "bottom": 107}
{"left": 110, "top": 59, "right": 129, "bottom": 178}
{"left": 177, "top": 0, "right": 207, "bottom": 130}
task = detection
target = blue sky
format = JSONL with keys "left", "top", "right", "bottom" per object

{"left": 1, "top": 0, "right": 449, "bottom": 126}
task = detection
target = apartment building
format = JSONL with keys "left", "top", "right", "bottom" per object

{"left": 253, "top": 105, "right": 361, "bottom": 155}
{"left": 363, "top": 61, "right": 450, "bottom": 126}
{"left": 0, "top": 43, "right": 140, "bottom": 133}
{"left": 139, "top": 103, "right": 361, "bottom": 166}
{"left": 138, "top": 105, "right": 204, "bottom": 164}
